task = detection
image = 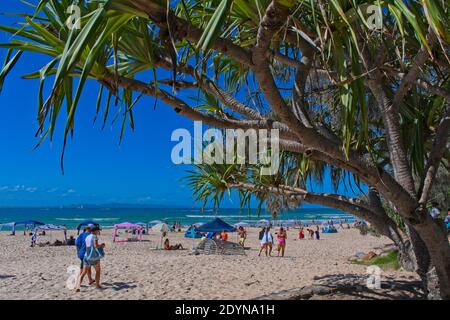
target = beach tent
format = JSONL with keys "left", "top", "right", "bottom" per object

{"left": 76, "top": 220, "right": 99, "bottom": 235}
{"left": 322, "top": 225, "right": 338, "bottom": 234}
{"left": 0, "top": 222, "right": 15, "bottom": 233}
{"left": 196, "top": 218, "right": 236, "bottom": 233}
{"left": 112, "top": 222, "right": 143, "bottom": 243}
{"left": 4, "top": 220, "right": 45, "bottom": 235}
{"left": 31, "top": 224, "right": 67, "bottom": 246}
{"left": 184, "top": 226, "right": 203, "bottom": 239}
{"left": 136, "top": 222, "right": 149, "bottom": 233}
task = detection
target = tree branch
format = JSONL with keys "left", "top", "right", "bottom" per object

{"left": 229, "top": 182, "right": 405, "bottom": 245}
{"left": 418, "top": 107, "right": 450, "bottom": 204}
{"left": 127, "top": 0, "right": 253, "bottom": 67}
{"left": 390, "top": 37, "right": 434, "bottom": 114}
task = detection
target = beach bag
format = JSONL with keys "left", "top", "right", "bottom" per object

{"left": 85, "top": 236, "right": 105, "bottom": 263}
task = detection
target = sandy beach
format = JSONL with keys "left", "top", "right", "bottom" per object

{"left": 0, "top": 227, "right": 420, "bottom": 300}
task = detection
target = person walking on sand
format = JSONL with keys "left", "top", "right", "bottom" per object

{"left": 258, "top": 227, "right": 273, "bottom": 257}
{"left": 75, "top": 226, "right": 105, "bottom": 292}
{"left": 75, "top": 224, "right": 94, "bottom": 286}
{"left": 276, "top": 227, "right": 287, "bottom": 257}
{"left": 238, "top": 226, "right": 247, "bottom": 247}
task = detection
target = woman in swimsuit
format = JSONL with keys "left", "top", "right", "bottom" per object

{"left": 164, "top": 238, "right": 184, "bottom": 250}
{"left": 277, "top": 227, "right": 287, "bottom": 257}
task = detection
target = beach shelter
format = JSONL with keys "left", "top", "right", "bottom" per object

{"left": 322, "top": 224, "right": 338, "bottom": 234}
{"left": 112, "top": 222, "right": 143, "bottom": 243}
{"left": 136, "top": 222, "right": 149, "bottom": 234}
{"left": 76, "top": 220, "right": 99, "bottom": 235}
{"left": 31, "top": 224, "right": 67, "bottom": 246}
{"left": 184, "top": 226, "right": 203, "bottom": 239}
{"left": 0, "top": 222, "right": 15, "bottom": 233}
{"left": 11, "top": 220, "right": 45, "bottom": 235}
{"left": 196, "top": 218, "right": 236, "bottom": 233}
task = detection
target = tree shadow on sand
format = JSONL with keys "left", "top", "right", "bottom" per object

{"left": 310, "top": 273, "right": 425, "bottom": 300}
{"left": 257, "top": 273, "right": 425, "bottom": 300}
{"left": 102, "top": 281, "right": 138, "bottom": 291}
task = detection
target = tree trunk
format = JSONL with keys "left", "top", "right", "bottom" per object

{"left": 411, "top": 214, "right": 450, "bottom": 299}
{"left": 401, "top": 225, "right": 444, "bottom": 299}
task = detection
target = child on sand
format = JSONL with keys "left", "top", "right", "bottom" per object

{"left": 315, "top": 226, "right": 320, "bottom": 240}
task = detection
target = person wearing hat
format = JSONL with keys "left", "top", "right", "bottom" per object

{"left": 75, "top": 224, "right": 94, "bottom": 285}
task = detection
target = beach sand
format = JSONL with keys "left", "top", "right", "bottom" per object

{"left": 0, "top": 227, "right": 420, "bottom": 300}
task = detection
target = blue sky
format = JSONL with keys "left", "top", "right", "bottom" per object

{"left": 0, "top": 2, "right": 359, "bottom": 208}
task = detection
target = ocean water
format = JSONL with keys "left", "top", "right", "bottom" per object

{"left": 0, "top": 207, "right": 354, "bottom": 229}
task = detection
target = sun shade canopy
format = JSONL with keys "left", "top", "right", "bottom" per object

{"left": 196, "top": 218, "right": 236, "bottom": 233}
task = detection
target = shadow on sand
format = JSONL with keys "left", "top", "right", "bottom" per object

{"left": 256, "top": 273, "right": 425, "bottom": 300}
{"left": 102, "top": 281, "right": 138, "bottom": 291}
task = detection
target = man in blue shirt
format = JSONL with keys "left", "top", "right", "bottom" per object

{"left": 75, "top": 224, "right": 94, "bottom": 284}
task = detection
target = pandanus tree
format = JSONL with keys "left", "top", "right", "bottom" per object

{"left": 0, "top": 0, "right": 449, "bottom": 298}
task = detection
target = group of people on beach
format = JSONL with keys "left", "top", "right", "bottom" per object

{"left": 258, "top": 223, "right": 327, "bottom": 257}
{"left": 258, "top": 226, "right": 288, "bottom": 257}
{"left": 298, "top": 226, "right": 321, "bottom": 240}
{"left": 74, "top": 224, "right": 106, "bottom": 292}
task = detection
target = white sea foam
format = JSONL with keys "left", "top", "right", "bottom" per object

{"left": 55, "top": 217, "right": 120, "bottom": 222}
